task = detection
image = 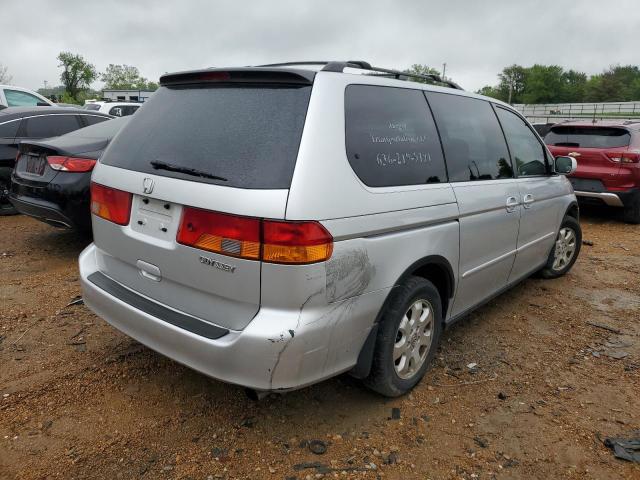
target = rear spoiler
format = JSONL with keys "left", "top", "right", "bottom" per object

{"left": 160, "top": 68, "right": 315, "bottom": 87}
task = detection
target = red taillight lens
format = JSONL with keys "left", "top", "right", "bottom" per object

{"left": 606, "top": 152, "right": 640, "bottom": 164}
{"left": 177, "top": 207, "right": 261, "bottom": 260}
{"left": 90, "top": 182, "right": 132, "bottom": 226}
{"left": 176, "top": 208, "right": 333, "bottom": 264}
{"left": 263, "top": 220, "right": 333, "bottom": 264}
{"left": 47, "top": 156, "right": 97, "bottom": 172}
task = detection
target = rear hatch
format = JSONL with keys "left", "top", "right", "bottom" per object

{"left": 545, "top": 125, "right": 631, "bottom": 191}
{"left": 92, "top": 69, "right": 314, "bottom": 330}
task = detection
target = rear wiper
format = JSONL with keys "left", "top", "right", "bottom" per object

{"left": 150, "top": 160, "right": 227, "bottom": 181}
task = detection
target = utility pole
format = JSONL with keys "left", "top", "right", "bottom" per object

{"left": 442, "top": 62, "right": 447, "bottom": 80}
{"left": 44, "top": 80, "right": 48, "bottom": 92}
{"left": 508, "top": 80, "right": 513, "bottom": 104}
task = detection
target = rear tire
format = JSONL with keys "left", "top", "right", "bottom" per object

{"left": 364, "top": 276, "right": 442, "bottom": 397}
{"left": 0, "top": 179, "right": 18, "bottom": 216}
{"left": 539, "top": 216, "right": 581, "bottom": 279}
{"left": 622, "top": 197, "right": 640, "bottom": 224}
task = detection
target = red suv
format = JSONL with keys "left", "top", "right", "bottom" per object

{"left": 546, "top": 121, "right": 640, "bottom": 223}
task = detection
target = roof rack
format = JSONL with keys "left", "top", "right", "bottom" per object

{"left": 258, "top": 60, "right": 463, "bottom": 90}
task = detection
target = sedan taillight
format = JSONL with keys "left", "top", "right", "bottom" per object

{"left": 47, "top": 155, "right": 97, "bottom": 172}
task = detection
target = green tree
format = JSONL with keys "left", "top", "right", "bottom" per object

{"left": 101, "top": 64, "right": 156, "bottom": 90}
{"left": 562, "top": 70, "right": 587, "bottom": 103}
{"left": 402, "top": 64, "right": 443, "bottom": 84}
{"left": 57, "top": 52, "right": 97, "bottom": 99}
{"left": 521, "top": 65, "right": 565, "bottom": 104}
{"left": 0, "top": 63, "right": 11, "bottom": 84}
{"left": 585, "top": 65, "right": 640, "bottom": 102}
{"left": 476, "top": 85, "right": 502, "bottom": 99}
{"left": 497, "top": 64, "right": 527, "bottom": 103}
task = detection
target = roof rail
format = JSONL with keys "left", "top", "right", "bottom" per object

{"left": 257, "top": 60, "right": 463, "bottom": 90}
{"left": 623, "top": 120, "right": 640, "bottom": 125}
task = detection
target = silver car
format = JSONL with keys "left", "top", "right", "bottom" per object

{"left": 80, "top": 61, "right": 581, "bottom": 397}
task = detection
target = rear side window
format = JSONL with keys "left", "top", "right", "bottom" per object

{"left": 345, "top": 85, "right": 446, "bottom": 187}
{"left": 495, "top": 107, "right": 549, "bottom": 177}
{"left": 426, "top": 92, "right": 513, "bottom": 182}
{"left": 545, "top": 126, "right": 631, "bottom": 148}
{"left": 83, "top": 115, "right": 109, "bottom": 126}
{"left": 0, "top": 120, "right": 19, "bottom": 138}
{"left": 20, "top": 115, "right": 81, "bottom": 138}
{"left": 4, "top": 89, "right": 44, "bottom": 107}
{"left": 102, "top": 85, "right": 312, "bottom": 189}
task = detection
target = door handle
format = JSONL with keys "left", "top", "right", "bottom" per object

{"left": 506, "top": 196, "right": 519, "bottom": 213}
{"left": 523, "top": 194, "right": 534, "bottom": 209}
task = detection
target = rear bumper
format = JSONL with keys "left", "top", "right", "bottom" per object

{"left": 574, "top": 191, "right": 624, "bottom": 207}
{"left": 574, "top": 187, "right": 638, "bottom": 208}
{"left": 79, "top": 243, "right": 387, "bottom": 391}
{"left": 10, "top": 172, "right": 92, "bottom": 230}
{"left": 9, "top": 194, "right": 76, "bottom": 227}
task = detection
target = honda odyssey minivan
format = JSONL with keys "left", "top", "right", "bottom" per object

{"left": 80, "top": 61, "right": 581, "bottom": 397}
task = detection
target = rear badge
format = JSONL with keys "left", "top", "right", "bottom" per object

{"left": 199, "top": 255, "right": 236, "bottom": 273}
{"left": 142, "top": 177, "right": 155, "bottom": 194}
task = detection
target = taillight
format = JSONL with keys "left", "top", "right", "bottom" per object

{"left": 47, "top": 156, "right": 97, "bottom": 172}
{"left": 263, "top": 220, "right": 333, "bottom": 264}
{"left": 177, "top": 207, "right": 333, "bottom": 264}
{"left": 90, "top": 182, "right": 132, "bottom": 226}
{"left": 606, "top": 151, "right": 640, "bottom": 163}
{"left": 177, "top": 208, "right": 261, "bottom": 260}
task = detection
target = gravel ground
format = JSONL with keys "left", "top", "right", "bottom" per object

{"left": 1, "top": 207, "right": 639, "bottom": 480}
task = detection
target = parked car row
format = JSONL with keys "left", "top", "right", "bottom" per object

{"left": 6, "top": 61, "right": 637, "bottom": 397}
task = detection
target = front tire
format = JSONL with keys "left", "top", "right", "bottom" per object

{"left": 539, "top": 216, "right": 581, "bottom": 279}
{"left": 364, "top": 277, "right": 443, "bottom": 397}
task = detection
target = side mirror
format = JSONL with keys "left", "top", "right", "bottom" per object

{"left": 555, "top": 156, "right": 577, "bottom": 175}
{"left": 36, "top": 102, "right": 50, "bottom": 107}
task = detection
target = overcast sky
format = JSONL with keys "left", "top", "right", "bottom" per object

{"left": 3, "top": 0, "right": 639, "bottom": 93}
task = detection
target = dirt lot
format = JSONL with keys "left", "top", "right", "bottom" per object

{"left": 1, "top": 209, "right": 639, "bottom": 480}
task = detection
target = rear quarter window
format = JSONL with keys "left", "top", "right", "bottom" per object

{"left": 19, "top": 114, "right": 81, "bottom": 138}
{"left": 345, "top": 85, "right": 447, "bottom": 187}
{"left": 101, "top": 85, "right": 312, "bottom": 189}
{"left": 0, "top": 119, "right": 19, "bottom": 138}
{"left": 545, "top": 126, "right": 631, "bottom": 148}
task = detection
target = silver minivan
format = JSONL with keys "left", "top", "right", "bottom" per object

{"left": 80, "top": 61, "right": 581, "bottom": 397}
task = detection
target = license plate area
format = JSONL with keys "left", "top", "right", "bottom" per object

{"left": 130, "top": 196, "right": 182, "bottom": 241}
{"left": 25, "top": 155, "right": 47, "bottom": 176}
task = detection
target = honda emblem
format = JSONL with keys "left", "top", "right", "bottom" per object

{"left": 142, "top": 178, "right": 154, "bottom": 194}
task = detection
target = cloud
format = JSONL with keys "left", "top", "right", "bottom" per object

{"left": 2, "top": 0, "right": 639, "bottom": 92}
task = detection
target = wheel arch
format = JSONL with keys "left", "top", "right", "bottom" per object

{"left": 351, "top": 254, "right": 455, "bottom": 379}
{"left": 565, "top": 201, "right": 579, "bottom": 222}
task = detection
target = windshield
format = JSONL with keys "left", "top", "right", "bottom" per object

{"left": 101, "top": 84, "right": 312, "bottom": 189}
{"left": 545, "top": 126, "right": 631, "bottom": 148}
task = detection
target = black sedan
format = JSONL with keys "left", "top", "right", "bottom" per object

{"left": 10, "top": 116, "right": 129, "bottom": 233}
{"left": 0, "top": 106, "right": 112, "bottom": 215}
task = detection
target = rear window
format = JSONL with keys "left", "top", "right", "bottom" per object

{"left": 101, "top": 85, "right": 312, "bottom": 189}
{"left": 84, "top": 104, "right": 101, "bottom": 111}
{"left": 345, "top": 85, "right": 447, "bottom": 187}
{"left": 545, "top": 126, "right": 631, "bottom": 148}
